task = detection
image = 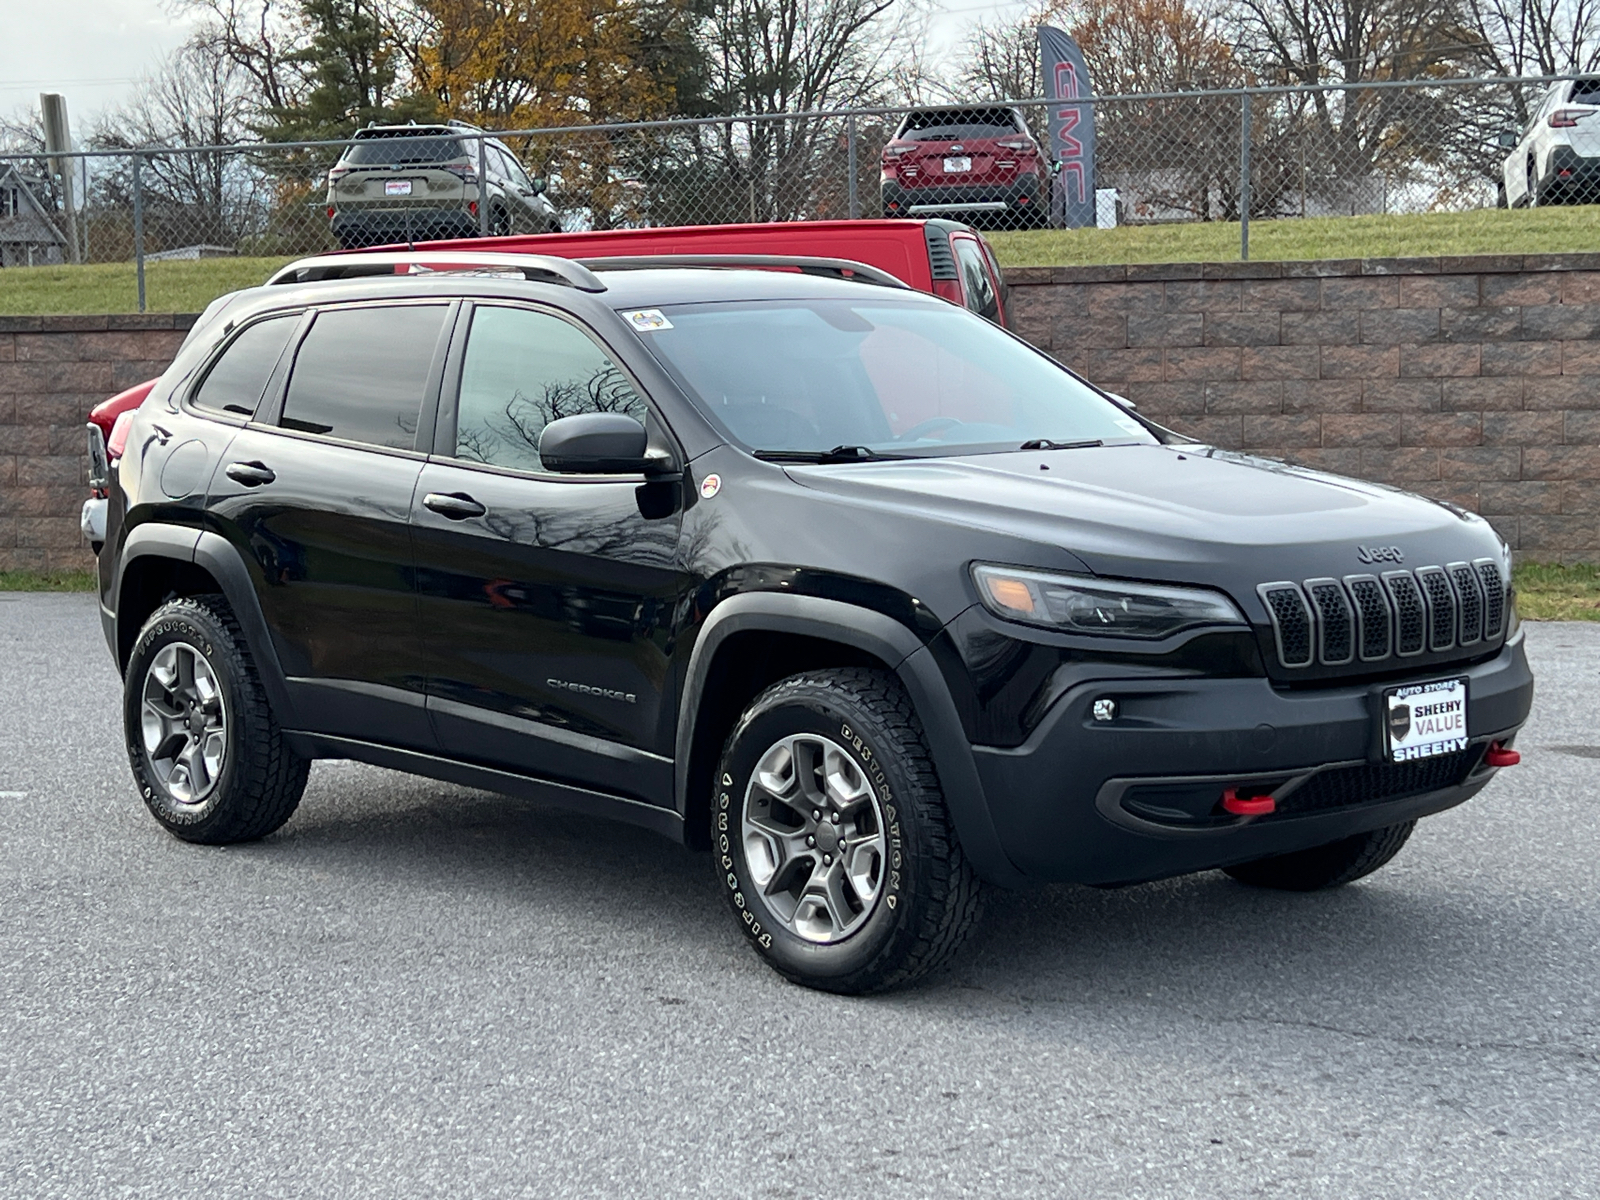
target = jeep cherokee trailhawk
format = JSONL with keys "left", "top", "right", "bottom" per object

{"left": 97, "top": 250, "right": 1533, "bottom": 993}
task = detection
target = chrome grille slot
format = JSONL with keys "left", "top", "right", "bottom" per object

{"left": 1304, "top": 578, "right": 1354, "bottom": 665}
{"left": 1475, "top": 559, "right": 1505, "bottom": 638}
{"left": 1259, "top": 583, "right": 1313, "bottom": 668}
{"left": 1344, "top": 575, "right": 1392, "bottom": 661}
{"left": 1416, "top": 567, "right": 1456, "bottom": 652}
{"left": 1450, "top": 562, "right": 1483, "bottom": 645}
{"left": 1383, "top": 571, "right": 1427, "bottom": 656}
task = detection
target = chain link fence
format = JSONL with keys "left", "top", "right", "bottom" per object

{"left": 0, "top": 76, "right": 1581, "bottom": 308}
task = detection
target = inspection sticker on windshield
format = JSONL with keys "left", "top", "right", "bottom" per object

{"left": 1384, "top": 677, "right": 1468, "bottom": 762}
{"left": 625, "top": 309, "right": 673, "bottom": 332}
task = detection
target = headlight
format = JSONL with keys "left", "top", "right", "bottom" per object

{"left": 972, "top": 564, "right": 1247, "bottom": 639}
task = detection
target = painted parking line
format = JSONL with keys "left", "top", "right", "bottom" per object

{"left": 0, "top": 792, "right": 27, "bottom": 799}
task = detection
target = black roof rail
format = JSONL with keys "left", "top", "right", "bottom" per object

{"left": 575, "top": 254, "right": 910, "bottom": 289}
{"left": 264, "top": 251, "right": 608, "bottom": 293}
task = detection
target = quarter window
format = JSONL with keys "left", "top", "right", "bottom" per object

{"left": 279, "top": 305, "right": 448, "bottom": 450}
{"left": 191, "top": 315, "right": 298, "bottom": 418}
{"left": 953, "top": 239, "right": 1000, "bottom": 323}
{"left": 454, "top": 306, "right": 646, "bottom": 473}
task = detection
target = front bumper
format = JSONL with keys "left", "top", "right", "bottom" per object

{"left": 971, "top": 632, "right": 1534, "bottom": 884}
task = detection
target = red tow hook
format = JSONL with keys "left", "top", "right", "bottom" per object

{"left": 1221, "top": 788, "right": 1276, "bottom": 816}
{"left": 1485, "top": 742, "right": 1521, "bottom": 767}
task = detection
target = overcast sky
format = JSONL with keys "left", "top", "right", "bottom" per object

{"left": 0, "top": 0, "right": 1035, "bottom": 136}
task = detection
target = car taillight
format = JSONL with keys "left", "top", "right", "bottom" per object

{"left": 442, "top": 164, "right": 478, "bottom": 183}
{"left": 327, "top": 166, "right": 349, "bottom": 182}
{"left": 997, "top": 138, "right": 1034, "bottom": 150}
{"left": 883, "top": 142, "right": 917, "bottom": 161}
{"left": 108, "top": 410, "right": 135, "bottom": 461}
{"left": 932, "top": 279, "right": 963, "bottom": 304}
{"left": 1549, "top": 109, "right": 1587, "bottom": 127}
{"left": 468, "top": 200, "right": 479, "bottom": 215}
{"left": 326, "top": 206, "right": 336, "bottom": 218}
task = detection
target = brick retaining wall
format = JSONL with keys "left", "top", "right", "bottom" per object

{"left": 0, "top": 315, "right": 194, "bottom": 572}
{"left": 3, "top": 254, "right": 1600, "bottom": 572}
{"left": 1003, "top": 255, "right": 1600, "bottom": 564}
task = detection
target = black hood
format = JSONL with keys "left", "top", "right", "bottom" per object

{"left": 785, "top": 443, "right": 1506, "bottom": 611}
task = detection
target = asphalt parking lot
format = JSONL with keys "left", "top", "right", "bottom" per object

{"left": 1, "top": 593, "right": 1596, "bottom": 1198}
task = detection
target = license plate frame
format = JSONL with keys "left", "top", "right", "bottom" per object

{"left": 384, "top": 179, "right": 414, "bottom": 196}
{"left": 1383, "top": 677, "right": 1469, "bottom": 763}
{"left": 943, "top": 156, "right": 972, "bottom": 173}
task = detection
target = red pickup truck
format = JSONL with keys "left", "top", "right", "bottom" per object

{"left": 81, "top": 218, "right": 1012, "bottom": 551}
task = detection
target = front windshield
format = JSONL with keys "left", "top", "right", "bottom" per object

{"left": 635, "top": 298, "right": 1156, "bottom": 457}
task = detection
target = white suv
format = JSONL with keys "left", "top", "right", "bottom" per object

{"left": 1502, "top": 78, "right": 1600, "bottom": 207}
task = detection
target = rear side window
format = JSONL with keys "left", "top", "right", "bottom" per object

{"left": 453, "top": 305, "right": 646, "bottom": 473}
{"left": 280, "top": 305, "right": 448, "bottom": 450}
{"left": 953, "top": 239, "right": 1000, "bottom": 324}
{"left": 191, "top": 315, "right": 298, "bottom": 418}
{"left": 899, "top": 109, "right": 1021, "bottom": 141}
{"left": 1572, "top": 79, "right": 1600, "bottom": 106}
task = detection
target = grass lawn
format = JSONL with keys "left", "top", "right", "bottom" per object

{"left": 987, "top": 205, "right": 1600, "bottom": 267}
{"left": 3, "top": 208, "right": 1600, "bottom": 315}
{"left": 2, "top": 562, "right": 1595, "bottom": 620}
{"left": 1512, "top": 562, "right": 1600, "bottom": 621}
{"left": 0, "top": 568, "right": 98, "bottom": 592}
{"left": 0, "top": 257, "right": 295, "bottom": 317}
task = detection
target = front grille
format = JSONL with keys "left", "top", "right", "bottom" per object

{"left": 1260, "top": 559, "right": 1505, "bottom": 671}
{"left": 1275, "top": 748, "right": 1482, "bottom": 815}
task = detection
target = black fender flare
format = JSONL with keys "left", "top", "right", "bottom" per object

{"left": 111, "top": 524, "right": 297, "bottom": 728}
{"left": 675, "top": 592, "right": 1027, "bottom": 888}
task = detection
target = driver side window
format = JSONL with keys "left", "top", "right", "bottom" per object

{"left": 453, "top": 306, "right": 647, "bottom": 473}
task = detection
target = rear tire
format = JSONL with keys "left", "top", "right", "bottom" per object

{"left": 712, "top": 668, "right": 982, "bottom": 994}
{"left": 1223, "top": 821, "right": 1415, "bottom": 891}
{"left": 124, "top": 594, "right": 309, "bottom": 844}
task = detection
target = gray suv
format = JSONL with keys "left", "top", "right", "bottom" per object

{"left": 327, "top": 122, "right": 562, "bottom": 248}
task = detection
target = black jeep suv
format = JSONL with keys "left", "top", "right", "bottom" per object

{"left": 98, "top": 250, "right": 1534, "bottom": 993}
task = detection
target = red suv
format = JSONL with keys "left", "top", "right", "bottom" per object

{"left": 881, "top": 107, "right": 1049, "bottom": 230}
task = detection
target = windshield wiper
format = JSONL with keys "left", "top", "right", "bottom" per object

{"left": 754, "top": 445, "right": 915, "bottom": 464}
{"left": 1020, "top": 438, "right": 1103, "bottom": 451}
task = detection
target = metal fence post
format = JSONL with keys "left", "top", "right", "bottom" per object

{"left": 1239, "top": 90, "right": 1252, "bottom": 262}
{"left": 477, "top": 133, "right": 489, "bottom": 236}
{"left": 132, "top": 152, "right": 146, "bottom": 313}
{"left": 847, "top": 113, "right": 859, "bottom": 219}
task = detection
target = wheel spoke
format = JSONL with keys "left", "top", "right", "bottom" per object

{"left": 823, "top": 744, "right": 872, "bottom": 810}
{"left": 844, "top": 834, "right": 885, "bottom": 904}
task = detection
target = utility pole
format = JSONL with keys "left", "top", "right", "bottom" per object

{"left": 40, "top": 93, "right": 81, "bottom": 264}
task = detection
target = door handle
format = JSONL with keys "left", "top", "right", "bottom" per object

{"left": 225, "top": 461, "right": 276, "bottom": 487}
{"left": 423, "top": 491, "right": 486, "bottom": 519}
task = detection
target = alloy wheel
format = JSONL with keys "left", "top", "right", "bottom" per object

{"left": 140, "top": 643, "right": 228, "bottom": 805}
{"left": 740, "top": 733, "right": 889, "bottom": 943}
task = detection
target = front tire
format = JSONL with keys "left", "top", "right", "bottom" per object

{"left": 713, "top": 669, "right": 982, "bottom": 994}
{"left": 124, "top": 595, "right": 309, "bottom": 844}
{"left": 1223, "top": 821, "right": 1415, "bottom": 891}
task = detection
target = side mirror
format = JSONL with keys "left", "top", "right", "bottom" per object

{"left": 1496, "top": 131, "right": 1518, "bottom": 149}
{"left": 1108, "top": 391, "right": 1138, "bottom": 411}
{"left": 531, "top": 177, "right": 548, "bottom": 195}
{"left": 538, "top": 413, "right": 657, "bottom": 474}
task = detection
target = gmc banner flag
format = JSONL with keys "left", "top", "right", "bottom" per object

{"left": 1039, "top": 25, "right": 1096, "bottom": 229}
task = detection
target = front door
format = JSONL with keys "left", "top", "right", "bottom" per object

{"left": 411, "top": 303, "right": 685, "bottom": 805}
{"left": 207, "top": 300, "right": 455, "bottom": 748}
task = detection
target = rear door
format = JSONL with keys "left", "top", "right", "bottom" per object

{"left": 410, "top": 302, "right": 684, "bottom": 806}
{"left": 207, "top": 300, "right": 456, "bottom": 748}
